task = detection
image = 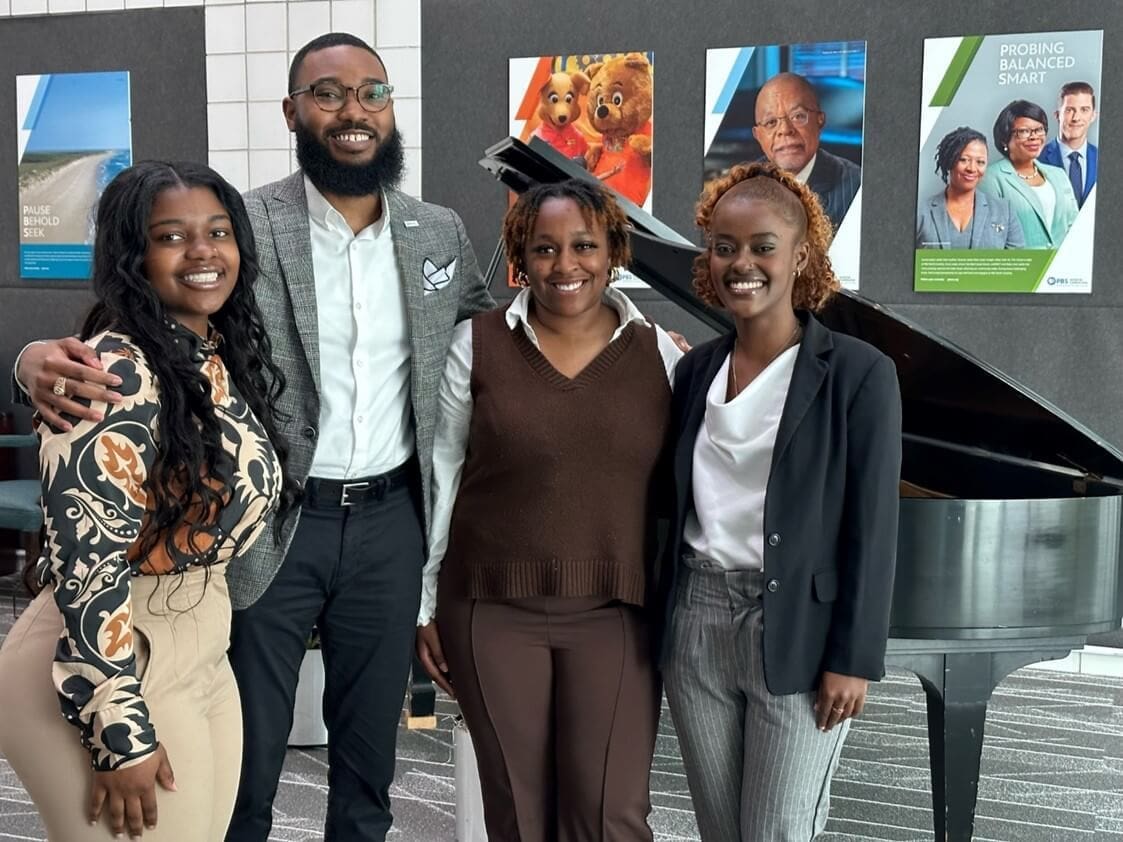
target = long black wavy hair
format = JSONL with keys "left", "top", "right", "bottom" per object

{"left": 80, "top": 160, "right": 299, "bottom": 561}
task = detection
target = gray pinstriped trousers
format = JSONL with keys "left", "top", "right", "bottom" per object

{"left": 664, "top": 560, "right": 849, "bottom": 842}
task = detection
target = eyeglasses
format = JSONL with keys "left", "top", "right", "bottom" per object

{"left": 1010, "top": 126, "right": 1047, "bottom": 140}
{"left": 756, "top": 108, "right": 821, "bottom": 133}
{"left": 289, "top": 81, "right": 394, "bottom": 113}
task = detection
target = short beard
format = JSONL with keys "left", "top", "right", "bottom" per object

{"left": 295, "top": 121, "right": 405, "bottom": 197}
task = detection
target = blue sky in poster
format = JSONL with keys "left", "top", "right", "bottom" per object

{"left": 23, "top": 72, "right": 131, "bottom": 153}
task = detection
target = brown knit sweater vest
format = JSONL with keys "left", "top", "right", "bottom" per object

{"left": 443, "top": 305, "right": 671, "bottom": 606}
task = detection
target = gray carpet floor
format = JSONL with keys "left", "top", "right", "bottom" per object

{"left": 1, "top": 576, "right": 1122, "bottom": 841}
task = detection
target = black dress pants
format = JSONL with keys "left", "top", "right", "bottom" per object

{"left": 225, "top": 474, "right": 425, "bottom": 842}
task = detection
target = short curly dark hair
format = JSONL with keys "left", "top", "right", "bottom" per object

{"left": 993, "top": 100, "right": 1049, "bottom": 158}
{"left": 502, "top": 179, "right": 631, "bottom": 281}
{"left": 934, "top": 126, "right": 988, "bottom": 183}
{"left": 692, "top": 161, "right": 838, "bottom": 312}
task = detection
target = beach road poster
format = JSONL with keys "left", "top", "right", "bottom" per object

{"left": 17, "top": 71, "right": 133, "bottom": 280}
{"left": 915, "top": 30, "right": 1102, "bottom": 293}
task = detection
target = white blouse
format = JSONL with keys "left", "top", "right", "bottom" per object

{"left": 683, "top": 344, "right": 799, "bottom": 571}
{"left": 1030, "top": 179, "right": 1057, "bottom": 231}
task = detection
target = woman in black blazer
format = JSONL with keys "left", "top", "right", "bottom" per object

{"left": 661, "top": 161, "right": 902, "bottom": 841}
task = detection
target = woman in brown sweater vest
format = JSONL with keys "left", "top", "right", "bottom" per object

{"left": 415, "top": 179, "right": 681, "bottom": 841}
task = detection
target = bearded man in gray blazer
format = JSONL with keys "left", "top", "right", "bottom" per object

{"left": 225, "top": 34, "right": 494, "bottom": 841}
{"left": 14, "top": 32, "right": 493, "bottom": 842}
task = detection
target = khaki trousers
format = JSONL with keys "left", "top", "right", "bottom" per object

{"left": 0, "top": 565, "right": 242, "bottom": 841}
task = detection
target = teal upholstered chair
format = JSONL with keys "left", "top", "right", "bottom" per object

{"left": 0, "top": 433, "right": 43, "bottom": 576}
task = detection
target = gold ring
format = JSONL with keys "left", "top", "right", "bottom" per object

{"left": 52, "top": 376, "right": 67, "bottom": 396}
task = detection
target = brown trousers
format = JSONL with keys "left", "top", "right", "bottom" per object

{"left": 437, "top": 586, "right": 660, "bottom": 842}
{"left": 0, "top": 565, "right": 241, "bottom": 841}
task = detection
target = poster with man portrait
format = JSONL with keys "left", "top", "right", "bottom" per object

{"left": 17, "top": 71, "right": 133, "bottom": 280}
{"left": 704, "top": 42, "right": 866, "bottom": 290}
{"left": 914, "top": 30, "right": 1102, "bottom": 293}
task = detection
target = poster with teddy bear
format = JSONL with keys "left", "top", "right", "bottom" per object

{"left": 510, "top": 52, "right": 654, "bottom": 214}
{"left": 704, "top": 42, "right": 866, "bottom": 290}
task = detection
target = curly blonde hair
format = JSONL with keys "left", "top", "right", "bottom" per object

{"left": 502, "top": 179, "right": 631, "bottom": 281}
{"left": 692, "top": 161, "right": 839, "bottom": 312}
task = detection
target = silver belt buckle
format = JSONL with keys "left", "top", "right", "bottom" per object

{"left": 340, "top": 480, "right": 371, "bottom": 506}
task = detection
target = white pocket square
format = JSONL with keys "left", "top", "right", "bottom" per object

{"left": 423, "top": 258, "right": 457, "bottom": 294}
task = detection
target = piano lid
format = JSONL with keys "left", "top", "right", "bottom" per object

{"left": 479, "top": 136, "right": 1123, "bottom": 485}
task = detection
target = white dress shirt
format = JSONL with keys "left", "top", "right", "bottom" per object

{"left": 683, "top": 345, "right": 798, "bottom": 571}
{"left": 417, "top": 285, "right": 682, "bottom": 625}
{"left": 794, "top": 154, "right": 817, "bottom": 184}
{"left": 304, "top": 178, "right": 414, "bottom": 479}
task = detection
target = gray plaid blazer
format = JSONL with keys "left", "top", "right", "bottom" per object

{"left": 230, "top": 171, "right": 494, "bottom": 609}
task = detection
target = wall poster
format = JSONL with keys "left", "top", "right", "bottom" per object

{"left": 704, "top": 42, "right": 866, "bottom": 290}
{"left": 915, "top": 30, "right": 1102, "bottom": 293}
{"left": 17, "top": 71, "right": 133, "bottom": 280}
{"left": 510, "top": 52, "right": 654, "bottom": 210}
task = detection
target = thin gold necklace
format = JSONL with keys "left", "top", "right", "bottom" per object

{"left": 731, "top": 322, "right": 801, "bottom": 395}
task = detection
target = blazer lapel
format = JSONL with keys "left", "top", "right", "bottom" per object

{"left": 928, "top": 195, "right": 950, "bottom": 247}
{"left": 969, "top": 192, "right": 991, "bottom": 248}
{"left": 267, "top": 173, "right": 322, "bottom": 394}
{"left": 675, "top": 335, "right": 735, "bottom": 518}
{"left": 998, "top": 159, "right": 1049, "bottom": 232}
{"left": 771, "top": 313, "right": 831, "bottom": 470}
{"left": 386, "top": 190, "right": 427, "bottom": 383}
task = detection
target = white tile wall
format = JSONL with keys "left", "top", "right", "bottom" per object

{"left": 207, "top": 53, "right": 248, "bottom": 102}
{"left": 209, "top": 150, "right": 250, "bottom": 191}
{"left": 10, "top": 0, "right": 48, "bottom": 15}
{"left": 0, "top": 0, "right": 424, "bottom": 197}
{"left": 374, "top": 0, "right": 415, "bottom": 47}
{"left": 247, "top": 99, "right": 290, "bottom": 149}
{"left": 246, "top": 51, "right": 288, "bottom": 101}
{"left": 205, "top": 3, "right": 245, "bottom": 53}
{"left": 287, "top": 0, "right": 328, "bottom": 44}
{"left": 244, "top": 2, "right": 285, "bottom": 52}
{"left": 330, "top": 0, "right": 370, "bottom": 45}
{"left": 376, "top": 45, "right": 419, "bottom": 97}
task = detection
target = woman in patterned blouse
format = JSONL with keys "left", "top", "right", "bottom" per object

{"left": 0, "top": 161, "right": 296, "bottom": 841}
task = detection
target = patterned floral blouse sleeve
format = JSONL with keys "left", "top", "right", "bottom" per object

{"left": 37, "top": 334, "right": 161, "bottom": 771}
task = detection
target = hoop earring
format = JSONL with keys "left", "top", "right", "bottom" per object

{"left": 514, "top": 269, "right": 529, "bottom": 287}
{"left": 609, "top": 266, "right": 620, "bottom": 284}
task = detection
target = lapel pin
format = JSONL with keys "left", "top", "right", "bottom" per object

{"left": 404, "top": 219, "right": 420, "bottom": 228}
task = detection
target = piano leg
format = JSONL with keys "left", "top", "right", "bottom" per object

{"left": 892, "top": 643, "right": 1079, "bottom": 841}
{"left": 407, "top": 654, "right": 438, "bottom": 729}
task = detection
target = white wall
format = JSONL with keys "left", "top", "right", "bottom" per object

{"left": 1, "top": 0, "right": 423, "bottom": 197}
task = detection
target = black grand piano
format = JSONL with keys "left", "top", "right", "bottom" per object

{"left": 409, "top": 136, "right": 1123, "bottom": 842}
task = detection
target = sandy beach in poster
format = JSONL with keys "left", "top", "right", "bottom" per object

{"left": 17, "top": 71, "right": 132, "bottom": 280}
{"left": 914, "top": 30, "right": 1102, "bottom": 293}
{"left": 704, "top": 42, "right": 866, "bottom": 290}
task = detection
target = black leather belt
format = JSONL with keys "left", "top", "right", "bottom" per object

{"left": 304, "top": 464, "right": 412, "bottom": 508}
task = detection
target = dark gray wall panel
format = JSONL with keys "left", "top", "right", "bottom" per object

{"left": 0, "top": 7, "right": 207, "bottom": 421}
{"left": 422, "top": 0, "right": 1123, "bottom": 450}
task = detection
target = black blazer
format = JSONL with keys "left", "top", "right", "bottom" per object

{"left": 659, "top": 311, "right": 902, "bottom": 695}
